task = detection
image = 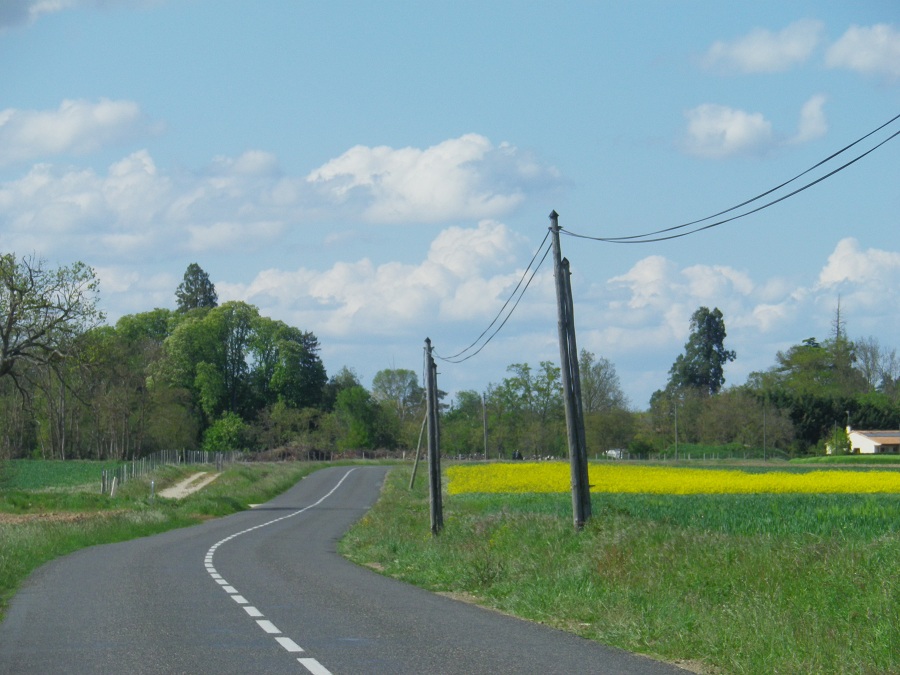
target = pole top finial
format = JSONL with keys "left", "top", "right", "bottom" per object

{"left": 549, "top": 209, "right": 559, "bottom": 219}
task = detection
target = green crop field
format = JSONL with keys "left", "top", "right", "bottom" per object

{"left": 0, "top": 460, "right": 121, "bottom": 491}
{"left": 342, "top": 464, "right": 900, "bottom": 674}
{"left": 792, "top": 454, "right": 900, "bottom": 465}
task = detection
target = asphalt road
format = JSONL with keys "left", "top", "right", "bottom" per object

{"left": 0, "top": 466, "right": 687, "bottom": 674}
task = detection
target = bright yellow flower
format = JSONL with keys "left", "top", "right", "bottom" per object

{"left": 446, "top": 462, "right": 900, "bottom": 495}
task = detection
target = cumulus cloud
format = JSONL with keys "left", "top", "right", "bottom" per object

{"left": 0, "top": 148, "right": 283, "bottom": 261}
{"left": 0, "top": 131, "right": 561, "bottom": 272}
{"left": 306, "top": 134, "right": 560, "bottom": 223}
{"left": 682, "top": 95, "right": 828, "bottom": 158}
{"left": 826, "top": 24, "right": 900, "bottom": 79}
{"left": 608, "top": 256, "right": 679, "bottom": 311}
{"left": 603, "top": 240, "right": 900, "bottom": 359}
{"left": 221, "top": 220, "right": 536, "bottom": 339}
{"left": 703, "top": 19, "right": 823, "bottom": 73}
{"left": 0, "top": 99, "right": 146, "bottom": 166}
{"left": 817, "top": 238, "right": 900, "bottom": 290}
{"left": 682, "top": 104, "right": 774, "bottom": 158}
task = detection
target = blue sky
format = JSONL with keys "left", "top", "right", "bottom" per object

{"left": 1, "top": 0, "right": 898, "bottom": 408}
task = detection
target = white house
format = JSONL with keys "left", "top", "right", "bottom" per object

{"left": 847, "top": 427, "right": 900, "bottom": 455}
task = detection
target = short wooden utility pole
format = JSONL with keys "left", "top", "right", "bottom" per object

{"left": 549, "top": 211, "right": 592, "bottom": 529}
{"left": 424, "top": 338, "right": 443, "bottom": 534}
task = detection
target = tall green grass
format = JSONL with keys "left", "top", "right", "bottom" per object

{"left": 341, "top": 466, "right": 900, "bottom": 674}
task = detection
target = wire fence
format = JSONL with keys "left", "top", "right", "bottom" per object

{"left": 100, "top": 449, "right": 241, "bottom": 495}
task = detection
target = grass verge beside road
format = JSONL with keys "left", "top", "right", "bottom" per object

{"left": 0, "top": 460, "right": 324, "bottom": 619}
{"left": 340, "top": 464, "right": 900, "bottom": 675}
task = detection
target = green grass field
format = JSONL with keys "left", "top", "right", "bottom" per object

{"left": 341, "top": 464, "right": 900, "bottom": 675}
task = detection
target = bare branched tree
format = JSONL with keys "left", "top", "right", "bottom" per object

{"left": 0, "top": 253, "right": 103, "bottom": 393}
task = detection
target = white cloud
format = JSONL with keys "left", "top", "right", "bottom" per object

{"left": 817, "top": 237, "right": 900, "bottom": 290}
{"left": 826, "top": 24, "right": 900, "bottom": 79}
{"left": 0, "top": 99, "right": 146, "bottom": 166}
{"left": 682, "top": 104, "right": 774, "bottom": 158}
{"left": 603, "top": 240, "right": 900, "bottom": 360}
{"left": 682, "top": 263, "right": 754, "bottom": 299}
{"left": 682, "top": 96, "right": 828, "bottom": 158}
{"left": 222, "top": 220, "right": 535, "bottom": 340}
{"left": 609, "top": 255, "right": 679, "bottom": 310}
{"left": 0, "top": 135, "right": 561, "bottom": 266}
{"left": 703, "top": 19, "right": 823, "bottom": 73}
{"left": 790, "top": 94, "right": 828, "bottom": 144}
{"left": 306, "top": 134, "right": 560, "bottom": 223}
{"left": 427, "top": 220, "right": 520, "bottom": 278}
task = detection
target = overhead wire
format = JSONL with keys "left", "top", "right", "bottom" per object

{"left": 563, "top": 111, "right": 900, "bottom": 244}
{"left": 434, "top": 231, "right": 549, "bottom": 361}
{"left": 435, "top": 238, "right": 552, "bottom": 364}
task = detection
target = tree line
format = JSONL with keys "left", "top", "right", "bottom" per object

{"left": 0, "top": 258, "right": 413, "bottom": 459}
{"left": 638, "top": 305, "right": 900, "bottom": 457}
{"left": 2, "top": 253, "right": 898, "bottom": 460}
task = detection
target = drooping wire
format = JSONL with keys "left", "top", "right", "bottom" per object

{"left": 435, "top": 231, "right": 550, "bottom": 362}
{"left": 563, "top": 111, "right": 900, "bottom": 244}
{"left": 435, "top": 239, "right": 552, "bottom": 364}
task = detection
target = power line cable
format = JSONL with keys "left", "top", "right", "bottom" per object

{"left": 436, "top": 231, "right": 550, "bottom": 361}
{"left": 593, "top": 111, "right": 900, "bottom": 242}
{"left": 435, "top": 240, "right": 552, "bottom": 364}
{"left": 563, "top": 122, "right": 900, "bottom": 245}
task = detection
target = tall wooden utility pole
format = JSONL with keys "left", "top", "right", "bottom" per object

{"left": 482, "top": 393, "right": 489, "bottom": 459}
{"left": 424, "top": 338, "right": 443, "bottom": 534}
{"left": 549, "top": 211, "right": 591, "bottom": 529}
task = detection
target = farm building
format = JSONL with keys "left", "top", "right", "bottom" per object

{"left": 847, "top": 428, "right": 900, "bottom": 454}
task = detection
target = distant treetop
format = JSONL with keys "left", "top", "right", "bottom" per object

{"left": 175, "top": 263, "right": 218, "bottom": 312}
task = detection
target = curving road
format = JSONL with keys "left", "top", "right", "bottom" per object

{"left": 0, "top": 466, "right": 686, "bottom": 674}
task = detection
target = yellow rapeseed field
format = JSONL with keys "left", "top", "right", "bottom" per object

{"left": 446, "top": 462, "right": 900, "bottom": 495}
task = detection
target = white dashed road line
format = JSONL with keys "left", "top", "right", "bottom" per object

{"left": 204, "top": 468, "right": 358, "bottom": 674}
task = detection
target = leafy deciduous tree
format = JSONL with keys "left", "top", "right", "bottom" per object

{"left": 371, "top": 368, "right": 424, "bottom": 424}
{"left": 579, "top": 349, "right": 628, "bottom": 412}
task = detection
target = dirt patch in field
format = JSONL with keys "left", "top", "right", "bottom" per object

{"left": 157, "top": 472, "right": 220, "bottom": 499}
